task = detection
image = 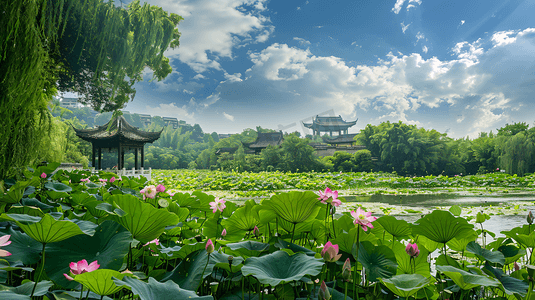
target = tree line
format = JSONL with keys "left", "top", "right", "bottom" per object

{"left": 42, "top": 106, "right": 535, "bottom": 176}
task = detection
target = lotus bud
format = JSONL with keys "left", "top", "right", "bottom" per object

{"left": 253, "top": 226, "right": 259, "bottom": 237}
{"left": 318, "top": 281, "right": 331, "bottom": 300}
{"left": 321, "top": 241, "right": 342, "bottom": 263}
{"left": 110, "top": 177, "right": 116, "bottom": 183}
{"left": 221, "top": 228, "right": 227, "bottom": 237}
{"left": 405, "top": 243, "right": 420, "bottom": 258}
{"left": 342, "top": 258, "right": 351, "bottom": 281}
{"left": 40, "top": 172, "right": 46, "bottom": 179}
{"left": 156, "top": 184, "right": 166, "bottom": 193}
{"left": 206, "top": 239, "right": 214, "bottom": 254}
{"left": 528, "top": 211, "right": 534, "bottom": 225}
{"left": 228, "top": 255, "right": 233, "bottom": 269}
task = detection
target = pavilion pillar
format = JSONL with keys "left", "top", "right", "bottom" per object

{"left": 134, "top": 148, "right": 139, "bottom": 170}
{"left": 92, "top": 145, "right": 96, "bottom": 168}
{"left": 98, "top": 148, "right": 102, "bottom": 170}
{"left": 117, "top": 144, "right": 122, "bottom": 170}
{"left": 141, "top": 146, "right": 145, "bottom": 168}
{"left": 121, "top": 148, "right": 125, "bottom": 170}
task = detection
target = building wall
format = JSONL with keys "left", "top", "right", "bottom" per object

{"left": 313, "top": 145, "right": 367, "bottom": 157}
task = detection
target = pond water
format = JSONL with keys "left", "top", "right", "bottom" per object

{"left": 344, "top": 193, "right": 535, "bottom": 237}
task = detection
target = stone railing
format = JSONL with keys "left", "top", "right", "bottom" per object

{"left": 91, "top": 167, "right": 152, "bottom": 181}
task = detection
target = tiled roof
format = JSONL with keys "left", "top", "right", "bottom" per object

{"left": 74, "top": 115, "right": 162, "bottom": 143}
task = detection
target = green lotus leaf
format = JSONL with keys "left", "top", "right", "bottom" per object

{"left": 0, "top": 181, "right": 29, "bottom": 204}
{"left": 449, "top": 205, "right": 462, "bottom": 216}
{"left": 436, "top": 265, "right": 500, "bottom": 290}
{"left": 0, "top": 228, "right": 43, "bottom": 265}
{"left": 74, "top": 269, "right": 127, "bottom": 296}
{"left": 466, "top": 241, "right": 505, "bottom": 265}
{"left": 447, "top": 230, "right": 478, "bottom": 252}
{"left": 262, "top": 191, "right": 321, "bottom": 224}
{"left": 167, "top": 202, "right": 189, "bottom": 222}
{"left": 0, "top": 280, "right": 53, "bottom": 298}
{"left": 172, "top": 192, "right": 200, "bottom": 209}
{"left": 45, "top": 221, "right": 132, "bottom": 289}
{"left": 7, "top": 206, "right": 45, "bottom": 217}
{"left": 412, "top": 210, "right": 474, "bottom": 244}
{"left": 0, "top": 213, "right": 95, "bottom": 243}
{"left": 381, "top": 274, "right": 434, "bottom": 298}
{"left": 114, "top": 276, "right": 214, "bottom": 300}
{"left": 392, "top": 241, "right": 430, "bottom": 277}
{"left": 498, "top": 244, "right": 526, "bottom": 265}
{"left": 333, "top": 226, "right": 377, "bottom": 254}
{"left": 161, "top": 249, "right": 221, "bottom": 290}
{"left": 241, "top": 251, "right": 324, "bottom": 286}
{"left": 274, "top": 238, "right": 316, "bottom": 256}
{"left": 70, "top": 192, "right": 96, "bottom": 206}
{"left": 483, "top": 263, "right": 528, "bottom": 297}
{"left": 510, "top": 232, "right": 535, "bottom": 248}
{"left": 221, "top": 200, "right": 259, "bottom": 239}
{"left": 85, "top": 200, "right": 109, "bottom": 218}
{"left": 357, "top": 241, "right": 397, "bottom": 282}
{"left": 226, "top": 241, "right": 270, "bottom": 258}
{"left": 44, "top": 182, "right": 72, "bottom": 193}
{"left": 0, "top": 259, "right": 33, "bottom": 272}
{"left": 109, "top": 194, "right": 179, "bottom": 244}
{"left": 375, "top": 215, "right": 412, "bottom": 240}
{"left": 21, "top": 197, "right": 54, "bottom": 210}
{"left": 475, "top": 211, "right": 491, "bottom": 223}
{"left": 192, "top": 190, "right": 217, "bottom": 213}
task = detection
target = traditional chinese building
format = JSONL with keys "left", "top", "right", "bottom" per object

{"left": 322, "top": 133, "right": 358, "bottom": 146}
{"left": 244, "top": 131, "right": 284, "bottom": 154}
{"left": 73, "top": 115, "right": 162, "bottom": 171}
{"left": 303, "top": 115, "right": 357, "bottom": 137}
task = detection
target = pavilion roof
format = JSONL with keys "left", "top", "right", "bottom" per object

{"left": 74, "top": 115, "right": 162, "bottom": 143}
{"left": 245, "top": 131, "right": 284, "bottom": 149}
{"left": 303, "top": 115, "right": 357, "bottom": 129}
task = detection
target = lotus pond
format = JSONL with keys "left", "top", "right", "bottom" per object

{"left": 1, "top": 164, "right": 535, "bottom": 300}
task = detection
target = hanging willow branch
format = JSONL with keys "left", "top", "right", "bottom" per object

{"left": 0, "top": 0, "right": 182, "bottom": 179}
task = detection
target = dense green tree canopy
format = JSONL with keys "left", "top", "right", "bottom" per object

{"left": 0, "top": 0, "right": 182, "bottom": 179}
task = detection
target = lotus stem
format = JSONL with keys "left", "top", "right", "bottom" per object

{"left": 344, "top": 280, "right": 348, "bottom": 300}
{"left": 31, "top": 243, "right": 46, "bottom": 297}
{"left": 353, "top": 227, "right": 361, "bottom": 300}
{"left": 198, "top": 253, "right": 211, "bottom": 292}
{"left": 291, "top": 222, "right": 297, "bottom": 244}
{"left": 79, "top": 286, "right": 84, "bottom": 300}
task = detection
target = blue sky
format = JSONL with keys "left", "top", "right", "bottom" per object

{"left": 116, "top": 0, "right": 535, "bottom": 138}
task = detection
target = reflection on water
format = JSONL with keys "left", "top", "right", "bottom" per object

{"left": 345, "top": 193, "right": 535, "bottom": 207}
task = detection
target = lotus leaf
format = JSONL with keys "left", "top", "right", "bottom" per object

{"left": 357, "top": 241, "right": 397, "bottom": 282}
{"left": 226, "top": 241, "right": 271, "bottom": 258}
{"left": 392, "top": 241, "right": 431, "bottom": 277}
{"left": 0, "top": 213, "right": 95, "bottom": 243}
{"left": 45, "top": 221, "right": 132, "bottom": 288}
{"left": 436, "top": 265, "right": 500, "bottom": 290}
{"left": 241, "top": 250, "right": 324, "bottom": 286}
{"left": 109, "top": 194, "right": 179, "bottom": 244}
{"left": 466, "top": 241, "right": 505, "bottom": 265}
{"left": 114, "top": 276, "right": 214, "bottom": 299}
{"left": 74, "top": 269, "right": 128, "bottom": 296}
{"left": 221, "top": 200, "right": 260, "bottom": 238}
{"left": 44, "top": 182, "right": 72, "bottom": 193}
{"left": 262, "top": 191, "right": 321, "bottom": 224}
{"left": 381, "top": 274, "right": 434, "bottom": 298}
{"left": 483, "top": 263, "right": 528, "bottom": 296}
{"left": 0, "top": 280, "right": 53, "bottom": 298}
{"left": 0, "top": 228, "right": 42, "bottom": 265}
{"left": 412, "top": 210, "right": 474, "bottom": 244}
{"left": 375, "top": 215, "right": 411, "bottom": 240}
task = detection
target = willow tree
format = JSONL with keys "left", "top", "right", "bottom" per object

{"left": 0, "top": 0, "right": 182, "bottom": 179}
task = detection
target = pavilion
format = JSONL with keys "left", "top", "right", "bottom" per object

{"left": 73, "top": 115, "right": 162, "bottom": 171}
{"left": 322, "top": 133, "right": 358, "bottom": 146}
{"left": 302, "top": 115, "right": 357, "bottom": 137}
{"left": 244, "top": 131, "right": 284, "bottom": 154}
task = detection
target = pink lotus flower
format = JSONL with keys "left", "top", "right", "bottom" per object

{"left": 143, "top": 238, "right": 160, "bottom": 247}
{"left": 63, "top": 259, "right": 100, "bottom": 281}
{"left": 167, "top": 190, "right": 175, "bottom": 197}
{"left": 156, "top": 184, "right": 166, "bottom": 193}
{"left": 350, "top": 207, "right": 377, "bottom": 231}
{"left": 321, "top": 241, "right": 342, "bottom": 262}
{"left": 209, "top": 197, "right": 226, "bottom": 213}
{"left": 80, "top": 178, "right": 90, "bottom": 183}
{"left": 99, "top": 178, "right": 107, "bottom": 183}
{"left": 140, "top": 185, "right": 157, "bottom": 199}
{"left": 109, "top": 177, "right": 116, "bottom": 183}
{"left": 40, "top": 172, "right": 46, "bottom": 179}
{"left": 221, "top": 229, "right": 227, "bottom": 237}
{"left": 253, "top": 226, "right": 260, "bottom": 237}
{"left": 406, "top": 243, "right": 420, "bottom": 258}
{"left": 0, "top": 235, "right": 12, "bottom": 257}
{"left": 206, "top": 239, "right": 214, "bottom": 254}
{"left": 318, "top": 187, "right": 339, "bottom": 205}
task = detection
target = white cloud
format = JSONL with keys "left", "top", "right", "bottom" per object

{"left": 144, "top": 103, "right": 195, "bottom": 121}
{"left": 293, "top": 37, "right": 311, "bottom": 46}
{"left": 149, "top": 0, "right": 271, "bottom": 73}
{"left": 392, "top": 0, "right": 405, "bottom": 14}
{"left": 401, "top": 22, "right": 411, "bottom": 34}
{"left": 415, "top": 32, "right": 425, "bottom": 44}
{"left": 223, "top": 112, "right": 235, "bottom": 121}
{"left": 422, "top": 45, "right": 428, "bottom": 53}
{"left": 216, "top": 28, "right": 535, "bottom": 137}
